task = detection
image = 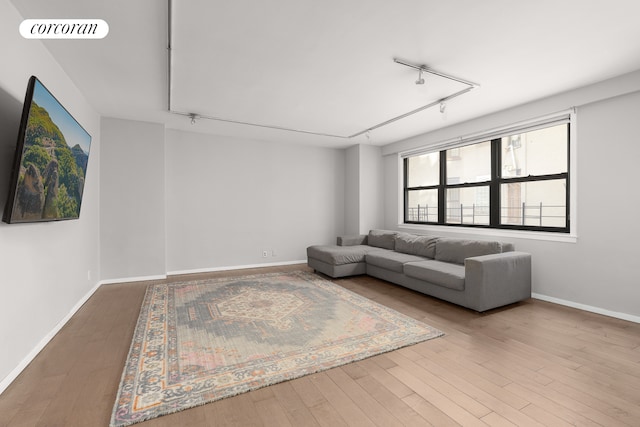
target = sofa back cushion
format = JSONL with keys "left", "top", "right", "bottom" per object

{"left": 435, "top": 238, "right": 504, "bottom": 265}
{"left": 395, "top": 233, "right": 438, "bottom": 259}
{"left": 367, "top": 229, "right": 397, "bottom": 250}
{"left": 337, "top": 234, "right": 368, "bottom": 246}
{"left": 502, "top": 243, "right": 515, "bottom": 252}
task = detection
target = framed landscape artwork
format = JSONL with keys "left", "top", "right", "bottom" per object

{"left": 3, "top": 76, "right": 92, "bottom": 223}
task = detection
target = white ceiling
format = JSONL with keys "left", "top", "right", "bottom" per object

{"left": 10, "top": 0, "right": 640, "bottom": 148}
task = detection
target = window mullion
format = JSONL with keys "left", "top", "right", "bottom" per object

{"left": 500, "top": 172, "right": 568, "bottom": 184}
{"left": 490, "top": 139, "right": 500, "bottom": 227}
{"left": 403, "top": 157, "right": 408, "bottom": 223}
{"left": 565, "top": 124, "right": 571, "bottom": 230}
{"left": 438, "top": 151, "right": 446, "bottom": 224}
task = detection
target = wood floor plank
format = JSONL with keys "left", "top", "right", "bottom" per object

{"left": 539, "top": 362, "right": 640, "bottom": 406}
{"left": 253, "top": 396, "right": 293, "bottom": 427}
{"left": 434, "top": 347, "right": 513, "bottom": 388}
{"left": 575, "top": 361, "right": 640, "bottom": 397}
{"left": 368, "top": 353, "right": 398, "bottom": 371}
{"left": 475, "top": 313, "right": 590, "bottom": 361}
{"left": 288, "top": 376, "right": 328, "bottom": 409}
{"left": 480, "top": 411, "right": 517, "bottom": 427}
{"left": 0, "top": 375, "right": 51, "bottom": 425}
{"left": 270, "top": 381, "right": 321, "bottom": 427}
{"left": 481, "top": 357, "right": 553, "bottom": 388}
{"left": 546, "top": 379, "right": 640, "bottom": 424}
{"left": 0, "top": 265, "right": 639, "bottom": 426}
{"left": 412, "top": 344, "right": 528, "bottom": 410}
{"left": 388, "top": 363, "right": 489, "bottom": 427}
{"left": 571, "top": 345, "right": 640, "bottom": 379}
{"left": 308, "top": 373, "right": 376, "bottom": 427}
{"left": 519, "top": 402, "right": 576, "bottom": 427}
{"left": 65, "top": 367, "right": 115, "bottom": 427}
{"left": 354, "top": 374, "right": 432, "bottom": 427}
{"left": 201, "top": 392, "right": 262, "bottom": 427}
{"left": 356, "top": 357, "right": 415, "bottom": 399}
{"left": 504, "top": 382, "right": 623, "bottom": 427}
{"left": 400, "top": 393, "right": 455, "bottom": 427}
{"left": 413, "top": 353, "right": 546, "bottom": 427}
{"left": 205, "top": 393, "right": 263, "bottom": 427}
{"left": 325, "top": 367, "right": 402, "bottom": 427}
{"left": 147, "top": 404, "right": 207, "bottom": 427}
{"left": 472, "top": 322, "right": 583, "bottom": 370}
{"left": 386, "top": 351, "right": 492, "bottom": 419}
{"left": 339, "top": 361, "right": 369, "bottom": 381}
{"left": 307, "top": 399, "right": 350, "bottom": 427}
{"left": 445, "top": 327, "right": 548, "bottom": 373}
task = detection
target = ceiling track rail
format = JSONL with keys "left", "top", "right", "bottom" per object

{"left": 166, "top": 0, "right": 478, "bottom": 139}
{"left": 392, "top": 58, "right": 479, "bottom": 88}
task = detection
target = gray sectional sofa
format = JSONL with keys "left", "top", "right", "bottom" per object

{"left": 307, "top": 229, "right": 531, "bottom": 312}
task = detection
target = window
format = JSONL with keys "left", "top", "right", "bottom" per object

{"left": 404, "top": 152, "right": 439, "bottom": 222}
{"left": 403, "top": 120, "right": 570, "bottom": 233}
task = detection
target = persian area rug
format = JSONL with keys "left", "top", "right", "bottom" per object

{"left": 110, "top": 270, "right": 443, "bottom": 426}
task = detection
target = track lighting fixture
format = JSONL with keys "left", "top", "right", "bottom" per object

{"left": 439, "top": 102, "right": 446, "bottom": 114}
{"left": 415, "top": 68, "right": 425, "bottom": 85}
{"left": 189, "top": 113, "right": 197, "bottom": 125}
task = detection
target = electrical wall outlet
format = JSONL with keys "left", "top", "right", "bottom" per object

{"left": 262, "top": 250, "right": 268, "bottom": 258}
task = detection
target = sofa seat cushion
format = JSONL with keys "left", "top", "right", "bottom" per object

{"left": 365, "top": 250, "right": 426, "bottom": 273}
{"left": 403, "top": 260, "right": 466, "bottom": 291}
{"left": 435, "top": 238, "right": 504, "bottom": 265}
{"left": 307, "top": 245, "right": 381, "bottom": 266}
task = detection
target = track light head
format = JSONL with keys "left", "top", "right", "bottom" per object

{"left": 189, "top": 113, "right": 197, "bottom": 125}
{"left": 439, "top": 102, "right": 446, "bottom": 114}
{"left": 415, "top": 68, "right": 425, "bottom": 85}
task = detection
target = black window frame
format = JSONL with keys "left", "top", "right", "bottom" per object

{"left": 403, "top": 123, "right": 570, "bottom": 233}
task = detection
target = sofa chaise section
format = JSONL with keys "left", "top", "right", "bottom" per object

{"left": 307, "top": 240, "right": 376, "bottom": 278}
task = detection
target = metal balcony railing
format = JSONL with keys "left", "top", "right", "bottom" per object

{"left": 407, "top": 202, "right": 566, "bottom": 227}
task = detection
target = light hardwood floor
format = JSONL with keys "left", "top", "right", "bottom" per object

{"left": 1, "top": 264, "right": 639, "bottom": 426}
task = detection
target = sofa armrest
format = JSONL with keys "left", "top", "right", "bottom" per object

{"left": 337, "top": 234, "right": 368, "bottom": 246}
{"left": 464, "top": 251, "right": 532, "bottom": 312}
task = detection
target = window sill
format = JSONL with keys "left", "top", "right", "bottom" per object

{"left": 397, "top": 223, "right": 577, "bottom": 243}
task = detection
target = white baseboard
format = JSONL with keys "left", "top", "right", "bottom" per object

{"left": 532, "top": 293, "right": 640, "bottom": 324}
{"left": 0, "top": 280, "right": 102, "bottom": 395}
{"left": 100, "top": 260, "right": 308, "bottom": 285}
{"left": 100, "top": 274, "right": 167, "bottom": 285}
{"left": 167, "top": 260, "right": 307, "bottom": 277}
{"left": 100, "top": 259, "right": 307, "bottom": 285}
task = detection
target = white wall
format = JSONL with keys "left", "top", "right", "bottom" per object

{"left": 344, "top": 144, "right": 384, "bottom": 235}
{"left": 165, "top": 129, "right": 345, "bottom": 273}
{"left": 359, "top": 144, "right": 384, "bottom": 234}
{"left": 0, "top": 0, "right": 101, "bottom": 388}
{"left": 382, "top": 72, "right": 640, "bottom": 321}
{"left": 100, "top": 118, "right": 166, "bottom": 282}
{"left": 345, "top": 145, "right": 360, "bottom": 235}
